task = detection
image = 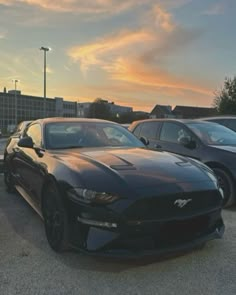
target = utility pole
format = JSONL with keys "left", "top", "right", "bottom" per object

{"left": 40, "top": 46, "right": 50, "bottom": 117}
{"left": 12, "top": 79, "right": 19, "bottom": 126}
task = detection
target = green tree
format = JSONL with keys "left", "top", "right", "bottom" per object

{"left": 214, "top": 76, "right": 236, "bottom": 114}
{"left": 88, "top": 98, "right": 112, "bottom": 120}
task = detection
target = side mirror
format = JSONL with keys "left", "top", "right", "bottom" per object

{"left": 18, "top": 136, "right": 34, "bottom": 148}
{"left": 140, "top": 136, "right": 149, "bottom": 146}
{"left": 179, "top": 137, "right": 196, "bottom": 149}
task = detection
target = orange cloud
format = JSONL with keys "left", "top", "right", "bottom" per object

{"left": 1, "top": 0, "right": 153, "bottom": 14}
{"left": 108, "top": 58, "right": 212, "bottom": 96}
{"left": 68, "top": 30, "right": 155, "bottom": 73}
{"left": 153, "top": 5, "right": 175, "bottom": 32}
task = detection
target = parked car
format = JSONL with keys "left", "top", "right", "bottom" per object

{"left": 4, "top": 118, "right": 224, "bottom": 257}
{"left": 13, "top": 120, "right": 33, "bottom": 137}
{"left": 129, "top": 119, "right": 236, "bottom": 207}
{"left": 4, "top": 120, "right": 32, "bottom": 160}
{"left": 199, "top": 116, "right": 236, "bottom": 132}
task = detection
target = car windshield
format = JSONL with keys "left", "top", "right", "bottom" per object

{"left": 187, "top": 122, "right": 236, "bottom": 146}
{"left": 45, "top": 121, "right": 145, "bottom": 149}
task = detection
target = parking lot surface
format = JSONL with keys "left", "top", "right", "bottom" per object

{"left": 0, "top": 174, "right": 236, "bottom": 295}
{"left": 0, "top": 138, "right": 7, "bottom": 159}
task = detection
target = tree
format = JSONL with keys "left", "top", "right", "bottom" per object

{"left": 214, "top": 76, "right": 236, "bottom": 114}
{"left": 87, "top": 98, "right": 112, "bottom": 120}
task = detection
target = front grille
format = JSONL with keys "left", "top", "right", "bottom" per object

{"left": 111, "top": 213, "right": 219, "bottom": 252}
{"left": 124, "top": 190, "right": 221, "bottom": 221}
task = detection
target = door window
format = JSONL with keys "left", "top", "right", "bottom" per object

{"left": 139, "top": 122, "right": 160, "bottom": 139}
{"left": 25, "top": 124, "right": 42, "bottom": 147}
{"left": 160, "top": 122, "right": 191, "bottom": 143}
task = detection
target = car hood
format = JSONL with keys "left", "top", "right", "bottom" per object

{"left": 52, "top": 147, "right": 214, "bottom": 190}
{"left": 211, "top": 145, "right": 236, "bottom": 153}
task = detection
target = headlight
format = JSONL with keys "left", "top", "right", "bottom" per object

{"left": 68, "top": 188, "right": 120, "bottom": 204}
{"left": 188, "top": 158, "right": 224, "bottom": 199}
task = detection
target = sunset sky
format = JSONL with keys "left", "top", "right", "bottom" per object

{"left": 0, "top": 0, "right": 235, "bottom": 112}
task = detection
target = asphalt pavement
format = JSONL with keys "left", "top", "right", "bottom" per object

{"left": 0, "top": 173, "right": 236, "bottom": 295}
{"left": 0, "top": 137, "right": 7, "bottom": 160}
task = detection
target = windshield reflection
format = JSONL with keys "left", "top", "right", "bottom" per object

{"left": 187, "top": 122, "right": 236, "bottom": 146}
{"left": 45, "top": 122, "right": 144, "bottom": 149}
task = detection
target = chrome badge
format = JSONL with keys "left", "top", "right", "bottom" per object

{"left": 174, "top": 199, "right": 192, "bottom": 208}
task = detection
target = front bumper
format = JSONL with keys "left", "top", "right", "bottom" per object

{"left": 68, "top": 202, "right": 224, "bottom": 258}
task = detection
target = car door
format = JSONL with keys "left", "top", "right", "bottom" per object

{"left": 13, "top": 123, "right": 45, "bottom": 205}
{"left": 155, "top": 122, "right": 202, "bottom": 160}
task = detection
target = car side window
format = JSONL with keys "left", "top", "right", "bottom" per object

{"left": 133, "top": 124, "right": 142, "bottom": 137}
{"left": 25, "top": 124, "right": 42, "bottom": 147}
{"left": 139, "top": 122, "right": 160, "bottom": 139}
{"left": 226, "top": 119, "right": 236, "bottom": 132}
{"left": 160, "top": 122, "right": 191, "bottom": 144}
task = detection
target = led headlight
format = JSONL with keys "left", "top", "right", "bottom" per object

{"left": 68, "top": 188, "right": 120, "bottom": 204}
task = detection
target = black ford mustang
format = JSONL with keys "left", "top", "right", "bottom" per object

{"left": 4, "top": 118, "right": 224, "bottom": 257}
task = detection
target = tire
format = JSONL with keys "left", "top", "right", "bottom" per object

{"left": 42, "top": 183, "right": 69, "bottom": 252}
{"left": 4, "top": 166, "right": 15, "bottom": 193}
{"left": 212, "top": 168, "right": 235, "bottom": 208}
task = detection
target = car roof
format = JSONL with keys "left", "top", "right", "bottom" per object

{"left": 130, "top": 118, "right": 212, "bottom": 125}
{"left": 198, "top": 115, "right": 236, "bottom": 120}
{"left": 32, "top": 117, "right": 119, "bottom": 125}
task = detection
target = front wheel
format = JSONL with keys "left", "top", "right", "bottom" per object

{"left": 212, "top": 168, "right": 235, "bottom": 207}
{"left": 42, "top": 183, "right": 69, "bottom": 252}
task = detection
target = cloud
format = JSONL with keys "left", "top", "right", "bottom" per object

{"left": 67, "top": 4, "right": 207, "bottom": 99}
{"left": 153, "top": 5, "right": 175, "bottom": 32}
{"left": 68, "top": 30, "right": 155, "bottom": 73}
{"left": 203, "top": 2, "right": 226, "bottom": 16}
{"left": 0, "top": 0, "right": 152, "bottom": 14}
{"left": 0, "top": 0, "right": 192, "bottom": 15}
{"left": 106, "top": 58, "right": 211, "bottom": 96}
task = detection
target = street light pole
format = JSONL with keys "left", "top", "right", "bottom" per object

{"left": 40, "top": 46, "right": 50, "bottom": 118}
{"left": 12, "top": 79, "right": 19, "bottom": 126}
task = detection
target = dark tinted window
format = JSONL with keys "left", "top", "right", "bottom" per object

{"left": 45, "top": 122, "right": 144, "bottom": 149}
{"left": 139, "top": 122, "right": 160, "bottom": 139}
{"left": 25, "top": 124, "right": 42, "bottom": 147}
{"left": 160, "top": 122, "right": 191, "bottom": 143}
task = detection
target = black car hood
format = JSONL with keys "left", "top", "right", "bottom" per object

{"left": 211, "top": 145, "right": 236, "bottom": 153}
{"left": 52, "top": 147, "right": 213, "bottom": 189}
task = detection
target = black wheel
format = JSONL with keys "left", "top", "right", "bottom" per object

{"left": 42, "top": 183, "right": 69, "bottom": 252}
{"left": 4, "top": 166, "right": 15, "bottom": 193}
{"left": 212, "top": 168, "right": 235, "bottom": 207}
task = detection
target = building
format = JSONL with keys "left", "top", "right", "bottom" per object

{"left": 0, "top": 90, "right": 78, "bottom": 132}
{"left": 77, "top": 102, "right": 92, "bottom": 118}
{"left": 149, "top": 104, "right": 174, "bottom": 118}
{"left": 149, "top": 104, "right": 217, "bottom": 119}
{"left": 77, "top": 100, "right": 133, "bottom": 118}
{"left": 172, "top": 106, "right": 218, "bottom": 119}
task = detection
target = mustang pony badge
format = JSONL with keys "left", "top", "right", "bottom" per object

{"left": 174, "top": 199, "right": 192, "bottom": 208}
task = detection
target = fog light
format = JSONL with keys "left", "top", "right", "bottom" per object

{"left": 77, "top": 216, "right": 117, "bottom": 228}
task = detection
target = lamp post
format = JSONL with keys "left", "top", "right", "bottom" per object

{"left": 12, "top": 79, "right": 19, "bottom": 126}
{"left": 40, "top": 46, "right": 50, "bottom": 117}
